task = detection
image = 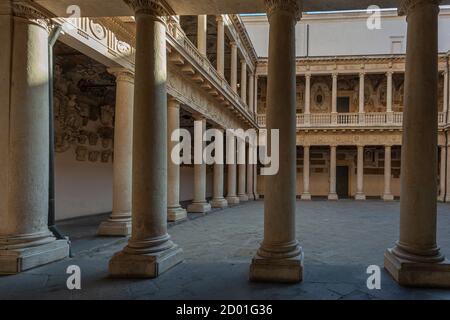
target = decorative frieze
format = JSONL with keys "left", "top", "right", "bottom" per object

{"left": 265, "top": 0, "right": 302, "bottom": 21}
{"left": 124, "top": 0, "right": 174, "bottom": 17}
{"left": 12, "top": 2, "right": 53, "bottom": 32}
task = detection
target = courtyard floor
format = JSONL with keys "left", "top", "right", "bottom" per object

{"left": 1, "top": 200, "right": 450, "bottom": 300}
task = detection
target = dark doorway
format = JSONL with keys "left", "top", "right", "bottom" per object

{"left": 336, "top": 166, "right": 349, "bottom": 198}
{"left": 337, "top": 97, "right": 350, "bottom": 113}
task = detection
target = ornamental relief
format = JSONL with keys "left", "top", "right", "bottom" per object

{"left": 54, "top": 44, "right": 116, "bottom": 163}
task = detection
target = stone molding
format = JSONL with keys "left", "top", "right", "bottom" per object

{"left": 124, "top": 0, "right": 174, "bottom": 17}
{"left": 12, "top": 1, "right": 53, "bottom": 32}
{"left": 108, "top": 67, "right": 135, "bottom": 84}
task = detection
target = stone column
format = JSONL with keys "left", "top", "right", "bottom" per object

{"left": 304, "top": 73, "right": 311, "bottom": 124}
{"left": 355, "top": 145, "right": 366, "bottom": 200}
{"left": 254, "top": 75, "right": 259, "bottom": 115}
{"left": 250, "top": 0, "right": 303, "bottom": 283}
{"left": 382, "top": 145, "right": 394, "bottom": 201}
{"left": 444, "top": 70, "right": 448, "bottom": 118}
{"left": 210, "top": 128, "right": 228, "bottom": 208}
{"left": 109, "top": 0, "right": 183, "bottom": 278}
{"left": 439, "top": 145, "right": 446, "bottom": 202}
{"left": 230, "top": 42, "right": 238, "bottom": 93}
{"left": 331, "top": 73, "right": 338, "bottom": 124}
{"left": 237, "top": 138, "right": 248, "bottom": 201}
{"left": 384, "top": 0, "right": 450, "bottom": 288}
{"left": 328, "top": 145, "right": 338, "bottom": 200}
{"left": 446, "top": 144, "right": 450, "bottom": 202}
{"left": 254, "top": 164, "right": 259, "bottom": 199}
{"left": 188, "top": 116, "right": 211, "bottom": 213}
{"left": 216, "top": 16, "right": 225, "bottom": 77}
{"left": 249, "top": 73, "right": 255, "bottom": 114}
{"left": 226, "top": 131, "right": 240, "bottom": 205}
{"left": 359, "top": 72, "right": 365, "bottom": 124}
{"left": 0, "top": 3, "right": 70, "bottom": 274}
{"left": 247, "top": 146, "right": 255, "bottom": 200}
{"left": 301, "top": 145, "right": 311, "bottom": 200}
{"left": 166, "top": 98, "right": 187, "bottom": 221}
{"left": 241, "top": 60, "right": 248, "bottom": 104}
{"left": 386, "top": 71, "right": 394, "bottom": 123}
{"left": 197, "top": 15, "right": 207, "bottom": 56}
{"left": 98, "top": 68, "right": 135, "bottom": 236}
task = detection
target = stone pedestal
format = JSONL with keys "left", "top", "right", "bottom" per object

{"left": 109, "top": 0, "right": 183, "bottom": 278}
{"left": 250, "top": 0, "right": 303, "bottom": 283}
{"left": 98, "top": 68, "right": 135, "bottom": 236}
{"left": 0, "top": 4, "right": 70, "bottom": 274}
{"left": 384, "top": 0, "right": 450, "bottom": 287}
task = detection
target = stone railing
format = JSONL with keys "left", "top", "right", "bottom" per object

{"left": 257, "top": 111, "right": 448, "bottom": 128}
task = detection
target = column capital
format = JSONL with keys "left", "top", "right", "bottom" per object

{"left": 107, "top": 67, "right": 135, "bottom": 83}
{"left": 398, "top": 0, "right": 441, "bottom": 16}
{"left": 265, "top": 0, "right": 302, "bottom": 21}
{"left": 167, "top": 96, "right": 181, "bottom": 108}
{"left": 124, "top": 0, "right": 175, "bottom": 16}
{"left": 216, "top": 15, "right": 224, "bottom": 23}
{"left": 329, "top": 144, "right": 338, "bottom": 148}
{"left": 332, "top": 72, "right": 338, "bottom": 79}
{"left": 11, "top": 2, "right": 53, "bottom": 32}
{"left": 359, "top": 71, "right": 365, "bottom": 78}
{"left": 230, "top": 41, "right": 238, "bottom": 48}
{"left": 386, "top": 70, "right": 394, "bottom": 76}
{"left": 305, "top": 73, "right": 312, "bottom": 79}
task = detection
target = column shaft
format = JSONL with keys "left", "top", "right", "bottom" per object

{"left": 211, "top": 129, "right": 228, "bottom": 208}
{"left": 230, "top": 42, "right": 238, "bottom": 92}
{"left": 446, "top": 144, "right": 450, "bottom": 202}
{"left": 237, "top": 139, "right": 248, "bottom": 201}
{"left": 355, "top": 145, "right": 366, "bottom": 200}
{"left": 249, "top": 73, "right": 255, "bottom": 114}
{"left": 197, "top": 15, "right": 207, "bottom": 56}
{"left": 167, "top": 99, "right": 187, "bottom": 221}
{"left": 109, "top": 1, "right": 183, "bottom": 278}
{"left": 247, "top": 150, "right": 254, "bottom": 200}
{"left": 301, "top": 146, "right": 311, "bottom": 200}
{"left": 98, "top": 69, "right": 135, "bottom": 235}
{"left": 226, "top": 132, "right": 240, "bottom": 204}
{"left": 216, "top": 16, "right": 225, "bottom": 76}
{"left": 328, "top": 145, "right": 338, "bottom": 200}
{"left": 439, "top": 146, "right": 446, "bottom": 201}
{"left": 250, "top": 0, "right": 303, "bottom": 283}
{"left": 188, "top": 117, "right": 211, "bottom": 213}
{"left": 241, "top": 60, "right": 247, "bottom": 104}
{"left": 359, "top": 73, "right": 365, "bottom": 117}
{"left": 383, "top": 145, "right": 394, "bottom": 201}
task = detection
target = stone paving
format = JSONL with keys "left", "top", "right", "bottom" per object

{"left": 1, "top": 200, "right": 450, "bottom": 300}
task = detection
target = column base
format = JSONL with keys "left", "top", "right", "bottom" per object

{"left": 384, "top": 248, "right": 450, "bottom": 288}
{"left": 301, "top": 193, "right": 311, "bottom": 200}
{"left": 98, "top": 218, "right": 131, "bottom": 236}
{"left": 109, "top": 245, "right": 183, "bottom": 278}
{"left": 226, "top": 196, "right": 240, "bottom": 205}
{"left": 382, "top": 194, "right": 394, "bottom": 201}
{"left": 444, "top": 195, "right": 450, "bottom": 203}
{"left": 249, "top": 251, "right": 304, "bottom": 283}
{"left": 328, "top": 193, "right": 338, "bottom": 201}
{"left": 210, "top": 198, "right": 228, "bottom": 209}
{"left": 187, "top": 201, "right": 211, "bottom": 213}
{"left": 254, "top": 193, "right": 259, "bottom": 200}
{"left": 0, "top": 239, "right": 70, "bottom": 275}
{"left": 238, "top": 194, "right": 249, "bottom": 202}
{"left": 438, "top": 195, "right": 445, "bottom": 202}
{"left": 355, "top": 193, "right": 366, "bottom": 200}
{"left": 247, "top": 193, "right": 255, "bottom": 200}
{"left": 167, "top": 206, "right": 187, "bottom": 222}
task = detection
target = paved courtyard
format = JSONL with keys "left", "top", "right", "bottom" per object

{"left": 1, "top": 200, "right": 450, "bottom": 300}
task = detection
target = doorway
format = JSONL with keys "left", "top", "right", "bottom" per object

{"left": 337, "top": 97, "right": 350, "bottom": 113}
{"left": 336, "top": 166, "right": 349, "bottom": 198}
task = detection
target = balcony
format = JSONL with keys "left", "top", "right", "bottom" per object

{"left": 257, "top": 112, "right": 448, "bottom": 128}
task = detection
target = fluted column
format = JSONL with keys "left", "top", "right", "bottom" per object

{"left": 167, "top": 98, "right": 187, "bottom": 221}
{"left": 0, "top": 3, "right": 70, "bottom": 274}
{"left": 301, "top": 145, "right": 311, "bottom": 200}
{"left": 331, "top": 73, "right": 338, "bottom": 124}
{"left": 98, "top": 68, "right": 135, "bottom": 235}
{"left": 328, "top": 145, "right": 338, "bottom": 200}
{"left": 210, "top": 128, "right": 228, "bottom": 208}
{"left": 188, "top": 116, "right": 211, "bottom": 213}
{"left": 382, "top": 145, "right": 394, "bottom": 201}
{"left": 304, "top": 73, "right": 311, "bottom": 125}
{"left": 237, "top": 138, "right": 248, "bottom": 201}
{"left": 226, "top": 131, "right": 240, "bottom": 205}
{"left": 439, "top": 145, "right": 446, "bottom": 202}
{"left": 241, "top": 60, "right": 248, "bottom": 104}
{"left": 230, "top": 42, "right": 238, "bottom": 92}
{"left": 197, "top": 15, "right": 207, "bottom": 56}
{"left": 109, "top": 0, "right": 183, "bottom": 278}
{"left": 216, "top": 16, "right": 225, "bottom": 77}
{"left": 355, "top": 145, "right": 366, "bottom": 200}
{"left": 250, "top": 0, "right": 303, "bottom": 283}
{"left": 384, "top": 0, "right": 450, "bottom": 288}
